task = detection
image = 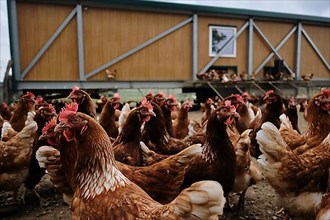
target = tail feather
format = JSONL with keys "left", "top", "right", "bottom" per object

{"left": 118, "top": 103, "right": 131, "bottom": 134}
{"left": 25, "top": 111, "right": 36, "bottom": 125}
{"left": 172, "top": 143, "right": 202, "bottom": 161}
{"left": 279, "top": 113, "right": 293, "bottom": 130}
{"left": 1, "top": 121, "right": 15, "bottom": 140}
{"left": 256, "top": 122, "right": 288, "bottom": 163}
{"left": 250, "top": 158, "right": 265, "bottom": 183}
{"left": 141, "top": 142, "right": 202, "bottom": 166}
{"left": 18, "top": 112, "right": 38, "bottom": 138}
{"left": 36, "top": 145, "right": 60, "bottom": 168}
{"left": 140, "top": 141, "right": 152, "bottom": 157}
{"left": 249, "top": 109, "right": 261, "bottom": 129}
{"left": 140, "top": 141, "right": 162, "bottom": 165}
{"left": 170, "top": 180, "right": 225, "bottom": 219}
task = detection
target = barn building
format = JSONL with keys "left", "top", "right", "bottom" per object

{"left": 5, "top": 0, "right": 330, "bottom": 102}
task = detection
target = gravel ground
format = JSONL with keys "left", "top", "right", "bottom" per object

{"left": 0, "top": 111, "right": 307, "bottom": 220}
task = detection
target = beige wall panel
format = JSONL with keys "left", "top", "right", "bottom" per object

{"left": 277, "top": 32, "right": 296, "bottom": 73}
{"left": 17, "top": 3, "right": 78, "bottom": 80}
{"left": 197, "top": 16, "right": 247, "bottom": 75}
{"left": 300, "top": 24, "right": 330, "bottom": 78}
{"left": 88, "top": 24, "right": 192, "bottom": 81}
{"left": 300, "top": 36, "right": 330, "bottom": 78}
{"left": 254, "top": 20, "right": 294, "bottom": 46}
{"left": 84, "top": 8, "right": 192, "bottom": 80}
{"left": 302, "top": 24, "right": 330, "bottom": 62}
{"left": 25, "top": 18, "right": 79, "bottom": 81}
{"left": 253, "top": 31, "right": 272, "bottom": 79}
{"left": 253, "top": 20, "right": 296, "bottom": 79}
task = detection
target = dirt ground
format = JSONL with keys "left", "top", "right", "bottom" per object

{"left": 0, "top": 111, "right": 307, "bottom": 220}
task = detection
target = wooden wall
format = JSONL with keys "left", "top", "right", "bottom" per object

{"left": 16, "top": 2, "right": 329, "bottom": 82}
{"left": 17, "top": 3, "right": 79, "bottom": 80}
{"left": 83, "top": 7, "right": 192, "bottom": 81}
{"left": 300, "top": 24, "right": 330, "bottom": 78}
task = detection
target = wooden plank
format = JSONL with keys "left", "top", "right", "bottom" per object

{"left": 17, "top": 2, "right": 79, "bottom": 81}
{"left": 83, "top": 8, "right": 192, "bottom": 81}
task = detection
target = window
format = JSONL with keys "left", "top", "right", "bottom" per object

{"left": 209, "top": 26, "right": 237, "bottom": 57}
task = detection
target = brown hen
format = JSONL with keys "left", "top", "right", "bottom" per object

{"left": 280, "top": 88, "right": 330, "bottom": 153}
{"left": 172, "top": 99, "right": 193, "bottom": 139}
{"left": 180, "top": 101, "right": 239, "bottom": 197}
{"left": 53, "top": 105, "right": 226, "bottom": 219}
{"left": 67, "top": 85, "right": 97, "bottom": 119}
{"left": 41, "top": 104, "right": 207, "bottom": 204}
{"left": 0, "top": 112, "right": 38, "bottom": 207}
{"left": 9, "top": 92, "right": 35, "bottom": 132}
{"left": 113, "top": 98, "right": 156, "bottom": 166}
{"left": 98, "top": 93, "right": 121, "bottom": 139}
{"left": 257, "top": 122, "right": 330, "bottom": 218}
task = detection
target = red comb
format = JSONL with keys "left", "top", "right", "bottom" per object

{"left": 242, "top": 92, "right": 249, "bottom": 97}
{"left": 42, "top": 117, "right": 57, "bottom": 134}
{"left": 26, "top": 91, "right": 35, "bottom": 99}
{"left": 224, "top": 100, "right": 236, "bottom": 113}
{"left": 233, "top": 94, "right": 243, "bottom": 102}
{"left": 321, "top": 88, "right": 330, "bottom": 96}
{"left": 49, "top": 104, "right": 56, "bottom": 113}
{"left": 207, "top": 98, "right": 214, "bottom": 104}
{"left": 59, "top": 102, "right": 79, "bottom": 122}
{"left": 157, "top": 92, "right": 165, "bottom": 97}
{"left": 168, "top": 94, "right": 177, "bottom": 103}
{"left": 141, "top": 97, "right": 153, "bottom": 112}
{"left": 72, "top": 85, "right": 80, "bottom": 91}
{"left": 266, "top": 90, "right": 274, "bottom": 96}
{"left": 113, "top": 93, "right": 120, "bottom": 99}
{"left": 35, "top": 96, "right": 43, "bottom": 104}
{"left": 224, "top": 100, "right": 231, "bottom": 107}
{"left": 186, "top": 98, "right": 193, "bottom": 106}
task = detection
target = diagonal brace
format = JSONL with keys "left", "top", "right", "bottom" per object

{"left": 20, "top": 7, "right": 77, "bottom": 79}
{"left": 253, "top": 22, "right": 294, "bottom": 75}
{"left": 254, "top": 25, "right": 297, "bottom": 75}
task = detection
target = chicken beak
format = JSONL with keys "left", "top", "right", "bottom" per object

{"left": 149, "top": 111, "right": 156, "bottom": 117}
{"left": 39, "top": 133, "right": 49, "bottom": 141}
{"left": 54, "top": 122, "right": 66, "bottom": 133}
{"left": 233, "top": 112, "right": 240, "bottom": 118}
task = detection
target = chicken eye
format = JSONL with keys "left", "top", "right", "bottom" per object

{"left": 71, "top": 117, "right": 79, "bottom": 123}
{"left": 141, "top": 109, "right": 148, "bottom": 114}
{"left": 221, "top": 108, "right": 228, "bottom": 113}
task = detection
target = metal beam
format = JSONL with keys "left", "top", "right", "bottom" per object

{"left": 76, "top": 5, "right": 85, "bottom": 81}
{"left": 253, "top": 22, "right": 295, "bottom": 75}
{"left": 295, "top": 23, "right": 302, "bottom": 79}
{"left": 235, "top": 85, "right": 243, "bottom": 94}
{"left": 199, "top": 20, "right": 249, "bottom": 75}
{"left": 20, "top": 7, "right": 77, "bottom": 79}
{"left": 192, "top": 14, "right": 198, "bottom": 80}
{"left": 7, "top": 0, "right": 21, "bottom": 82}
{"left": 247, "top": 18, "right": 253, "bottom": 79}
{"left": 85, "top": 16, "right": 193, "bottom": 79}
{"left": 251, "top": 81, "right": 266, "bottom": 94}
{"left": 301, "top": 26, "right": 330, "bottom": 71}
{"left": 253, "top": 23, "right": 293, "bottom": 74}
{"left": 16, "top": 81, "right": 186, "bottom": 90}
{"left": 206, "top": 82, "right": 223, "bottom": 99}
{"left": 254, "top": 24, "right": 297, "bottom": 75}
{"left": 268, "top": 82, "right": 283, "bottom": 95}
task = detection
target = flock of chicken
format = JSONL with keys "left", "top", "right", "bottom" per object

{"left": 0, "top": 85, "right": 329, "bottom": 220}
{"left": 197, "top": 69, "right": 314, "bottom": 83}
